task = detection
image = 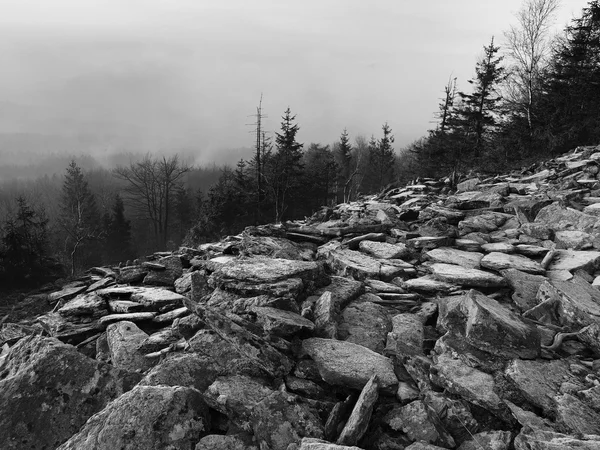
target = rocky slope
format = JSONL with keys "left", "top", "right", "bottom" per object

{"left": 4, "top": 145, "right": 600, "bottom": 449}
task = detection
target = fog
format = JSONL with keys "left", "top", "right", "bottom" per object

{"left": 0, "top": 0, "right": 590, "bottom": 169}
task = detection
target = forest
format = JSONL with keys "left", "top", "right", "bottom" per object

{"left": 0, "top": 0, "right": 599, "bottom": 287}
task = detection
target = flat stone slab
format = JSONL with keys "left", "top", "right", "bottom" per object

{"left": 425, "top": 248, "right": 483, "bottom": 269}
{"left": 338, "top": 301, "right": 391, "bottom": 353}
{"left": 327, "top": 249, "right": 414, "bottom": 281}
{"left": 545, "top": 249, "right": 600, "bottom": 273}
{"left": 58, "top": 293, "right": 108, "bottom": 318}
{"left": 97, "top": 286, "right": 186, "bottom": 310}
{"left": 215, "top": 256, "right": 322, "bottom": 284}
{"left": 251, "top": 306, "right": 315, "bottom": 337}
{"left": 501, "top": 269, "right": 548, "bottom": 312}
{"left": 430, "top": 263, "right": 506, "bottom": 288}
{"left": 358, "top": 241, "right": 408, "bottom": 259}
{"left": 99, "top": 312, "right": 156, "bottom": 326}
{"left": 480, "top": 252, "right": 545, "bottom": 275}
{"left": 480, "top": 242, "right": 515, "bottom": 253}
{"left": 302, "top": 338, "right": 398, "bottom": 392}
{"left": 401, "top": 276, "right": 458, "bottom": 294}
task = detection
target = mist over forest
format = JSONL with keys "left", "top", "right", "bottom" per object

{"left": 1, "top": 0, "right": 599, "bottom": 287}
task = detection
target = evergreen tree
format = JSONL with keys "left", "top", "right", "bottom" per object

{"left": 365, "top": 123, "right": 396, "bottom": 192}
{"left": 538, "top": 1, "right": 600, "bottom": 153}
{"left": 333, "top": 128, "right": 353, "bottom": 203}
{"left": 59, "top": 160, "right": 102, "bottom": 275}
{"left": 455, "top": 37, "right": 507, "bottom": 159}
{"left": 0, "top": 196, "right": 49, "bottom": 284}
{"left": 303, "top": 143, "right": 337, "bottom": 213}
{"left": 264, "top": 108, "right": 304, "bottom": 222}
{"left": 106, "top": 194, "right": 133, "bottom": 263}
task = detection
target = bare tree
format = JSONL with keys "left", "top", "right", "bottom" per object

{"left": 504, "top": 0, "right": 560, "bottom": 131}
{"left": 114, "top": 154, "right": 190, "bottom": 249}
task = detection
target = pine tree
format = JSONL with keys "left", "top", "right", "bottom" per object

{"left": 264, "top": 108, "right": 304, "bottom": 222}
{"left": 106, "top": 194, "right": 133, "bottom": 263}
{"left": 0, "top": 196, "right": 49, "bottom": 284}
{"left": 59, "top": 160, "right": 102, "bottom": 275}
{"left": 455, "top": 37, "right": 506, "bottom": 159}
{"left": 365, "top": 123, "right": 396, "bottom": 192}
{"left": 334, "top": 128, "right": 353, "bottom": 203}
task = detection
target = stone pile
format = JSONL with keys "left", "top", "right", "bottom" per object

{"left": 3, "top": 145, "right": 600, "bottom": 449}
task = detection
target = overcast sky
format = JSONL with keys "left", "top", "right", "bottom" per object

{"left": 0, "top": 0, "right": 591, "bottom": 164}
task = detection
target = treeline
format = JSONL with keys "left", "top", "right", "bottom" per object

{"left": 1, "top": 0, "right": 599, "bottom": 286}
{"left": 404, "top": 0, "right": 600, "bottom": 177}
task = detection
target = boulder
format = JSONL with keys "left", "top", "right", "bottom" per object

{"left": 302, "top": 338, "right": 398, "bottom": 392}
{"left": 338, "top": 300, "right": 391, "bottom": 353}
{"left": 438, "top": 290, "right": 540, "bottom": 359}
{"left": 106, "top": 320, "right": 154, "bottom": 372}
{"left": 535, "top": 203, "right": 600, "bottom": 234}
{"left": 358, "top": 240, "right": 409, "bottom": 259}
{"left": 337, "top": 375, "right": 379, "bottom": 446}
{"left": 0, "top": 335, "right": 139, "bottom": 450}
{"left": 57, "top": 385, "right": 210, "bottom": 450}
{"left": 252, "top": 306, "right": 315, "bottom": 337}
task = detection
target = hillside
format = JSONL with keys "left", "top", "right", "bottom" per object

{"left": 2, "top": 144, "right": 600, "bottom": 449}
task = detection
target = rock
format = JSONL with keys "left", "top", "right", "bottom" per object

{"left": 153, "top": 305, "right": 190, "bottom": 324}
{"left": 405, "top": 443, "right": 449, "bottom": 450}
{"left": 446, "top": 191, "right": 504, "bottom": 210}
{"left": 213, "top": 256, "right": 323, "bottom": 285}
{"left": 106, "top": 320, "right": 154, "bottom": 372}
{"left": 545, "top": 249, "right": 600, "bottom": 273}
{"left": 457, "top": 178, "right": 480, "bottom": 192}
{"left": 425, "top": 247, "right": 483, "bottom": 269}
{"left": 299, "top": 438, "right": 363, "bottom": 450}
{"left": 515, "top": 244, "right": 549, "bottom": 257}
{"left": 431, "top": 353, "right": 511, "bottom": 422}
{"left": 139, "top": 327, "right": 180, "bottom": 353}
{"left": 117, "top": 265, "right": 148, "bottom": 284}
{"left": 406, "top": 236, "right": 454, "bottom": 251}
{"left": 48, "top": 285, "right": 88, "bottom": 304}
{"left": 57, "top": 385, "right": 210, "bottom": 450}
{"left": 36, "top": 312, "right": 100, "bottom": 344}
{"left": 524, "top": 276, "right": 600, "bottom": 328}
{"left": 457, "top": 430, "right": 511, "bottom": 450}
{"left": 140, "top": 353, "right": 220, "bottom": 393}
{"left": 252, "top": 306, "right": 315, "bottom": 337}
{"left": 480, "top": 242, "right": 516, "bottom": 253}
{"left": 505, "top": 358, "right": 579, "bottom": 414}
{"left": 302, "top": 338, "right": 398, "bottom": 392}
{"left": 535, "top": 203, "right": 600, "bottom": 234}
{"left": 458, "top": 211, "right": 515, "bottom": 234}
{"left": 0, "top": 322, "right": 43, "bottom": 346}
{"left": 520, "top": 223, "right": 554, "bottom": 240}
{"left": 480, "top": 252, "right": 545, "bottom": 274}
{"left": 555, "top": 393, "right": 600, "bottom": 435}
{"left": 514, "top": 428, "right": 600, "bottom": 450}
{"left": 337, "top": 375, "right": 379, "bottom": 446}
{"left": 0, "top": 335, "right": 140, "bottom": 450}
{"left": 143, "top": 254, "right": 184, "bottom": 286}
{"left": 108, "top": 299, "right": 145, "bottom": 313}
{"left": 338, "top": 300, "right": 391, "bottom": 353}
{"left": 203, "top": 375, "right": 274, "bottom": 431}
{"left": 174, "top": 271, "right": 193, "bottom": 294}
{"left": 240, "top": 234, "right": 315, "bottom": 260}
{"left": 99, "top": 311, "right": 156, "bottom": 326}
{"left": 501, "top": 269, "right": 548, "bottom": 311}
{"left": 430, "top": 263, "right": 507, "bottom": 288}
{"left": 313, "top": 291, "right": 339, "bottom": 338}
{"left": 327, "top": 249, "right": 414, "bottom": 281}
{"left": 250, "top": 391, "right": 324, "bottom": 450}
{"left": 186, "top": 302, "right": 293, "bottom": 378}
{"left": 57, "top": 292, "right": 108, "bottom": 318}
{"left": 313, "top": 276, "right": 364, "bottom": 309}
{"left": 366, "top": 279, "right": 405, "bottom": 293}
{"left": 358, "top": 240, "right": 409, "bottom": 259}
{"left": 97, "top": 286, "right": 186, "bottom": 311}
{"left": 401, "top": 276, "right": 458, "bottom": 294}
{"left": 195, "top": 434, "right": 258, "bottom": 450}
{"left": 438, "top": 290, "right": 540, "bottom": 359}
{"left": 555, "top": 230, "right": 600, "bottom": 250}
{"left": 385, "top": 313, "right": 424, "bottom": 357}
{"left": 383, "top": 400, "right": 454, "bottom": 448}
